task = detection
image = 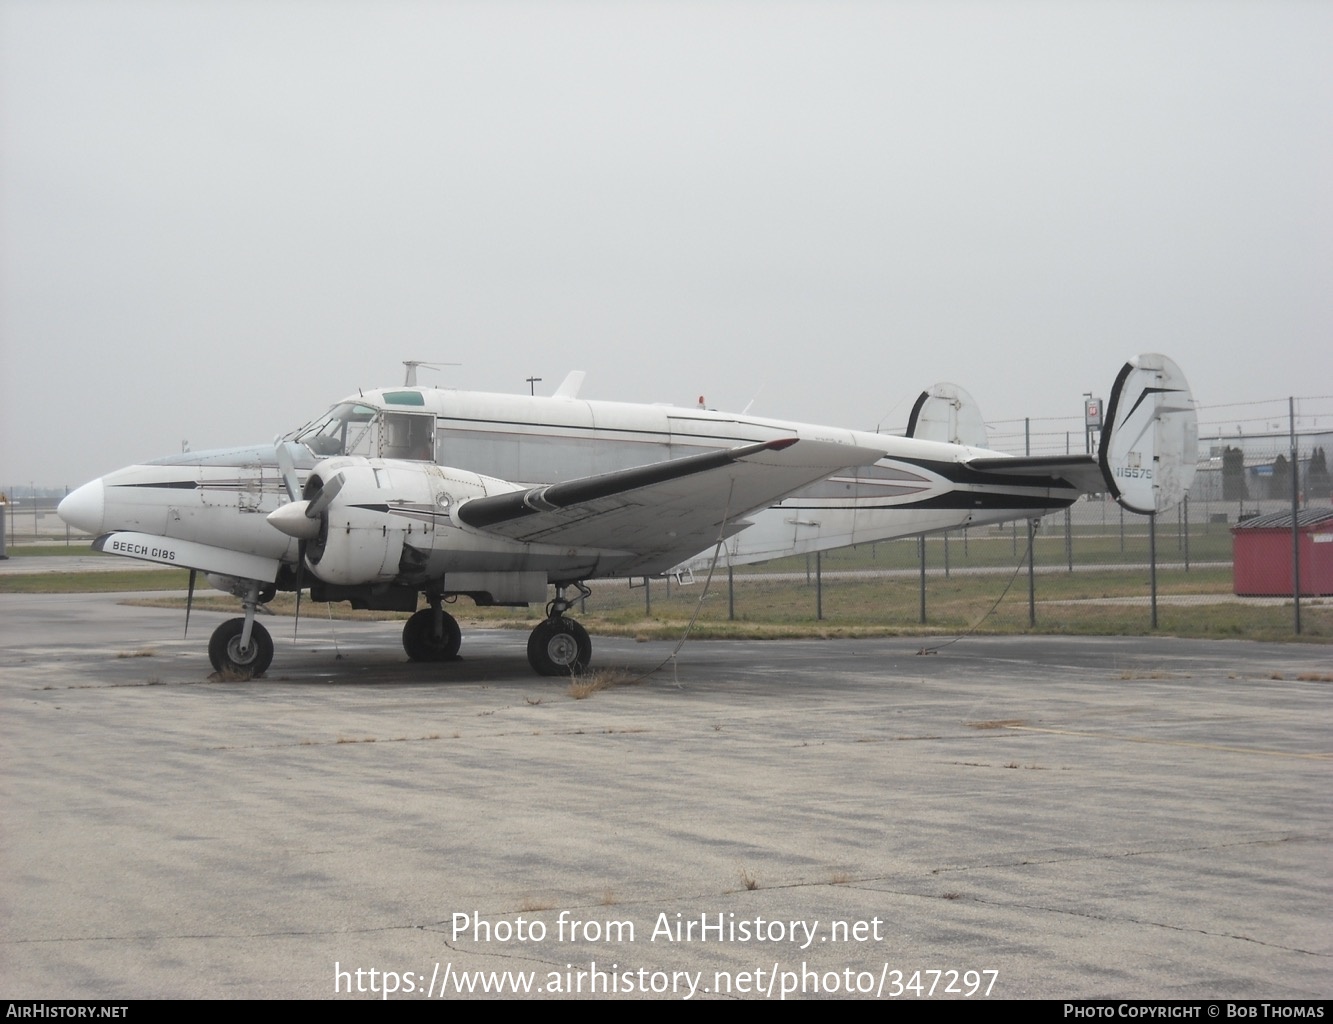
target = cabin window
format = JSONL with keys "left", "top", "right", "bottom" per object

{"left": 380, "top": 413, "right": 435, "bottom": 461}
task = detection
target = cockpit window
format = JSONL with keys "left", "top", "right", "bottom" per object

{"left": 285, "top": 403, "right": 436, "bottom": 461}
{"left": 288, "top": 402, "right": 378, "bottom": 457}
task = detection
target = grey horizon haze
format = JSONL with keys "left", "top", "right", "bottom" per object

{"left": 2, "top": 1, "right": 1329, "bottom": 490}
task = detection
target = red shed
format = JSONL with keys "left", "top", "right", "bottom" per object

{"left": 1231, "top": 508, "right": 1333, "bottom": 596}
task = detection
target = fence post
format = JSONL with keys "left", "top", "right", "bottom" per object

{"left": 918, "top": 535, "right": 927, "bottom": 624}
{"left": 1065, "top": 507, "right": 1073, "bottom": 572}
{"left": 1025, "top": 420, "right": 1035, "bottom": 626}
{"left": 1183, "top": 494, "right": 1190, "bottom": 571}
{"left": 1063, "top": 430, "right": 1073, "bottom": 571}
{"left": 1149, "top": 512, "right": 1158, "bottom": 629}
{"left": 728, "top": 565, "right": 734, "bottom": 621}
{"left": 1027, "top": 518, "right": 1036, "bottom": 626}
{"left": 816, "top": 551, "right": 823, "bottom": 621}
{"left": 1290, "top": 397, "right": 1302, "bottom": 635}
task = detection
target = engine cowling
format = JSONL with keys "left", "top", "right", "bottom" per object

{"left": 267, "top": 456, "right": 521, "bottom": 586}
{"left": 301, "top": 461, "right": 408, "bottom": 585}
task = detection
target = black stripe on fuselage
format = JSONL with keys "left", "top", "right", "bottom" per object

{"left": 112, "top": 481, "right": 200, "bottom": 490}
{"left": 894, "top": 457, "right": 1081, "bottom": 491}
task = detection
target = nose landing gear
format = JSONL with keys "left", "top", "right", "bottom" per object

{"left": 208, "top": 580, "right": 274, "bottom": 678}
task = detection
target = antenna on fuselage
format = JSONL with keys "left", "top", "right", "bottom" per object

{"left": 740, "top": 384, "right": 764, "bottom": 415}
{"left": 403, "top": 361, "right": 461, "bottom": 386}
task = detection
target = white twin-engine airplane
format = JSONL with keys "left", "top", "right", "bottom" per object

{"left": 58, "top": 354, "right": 1196, "bottom": 678}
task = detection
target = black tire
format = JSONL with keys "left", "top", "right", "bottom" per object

{"left": 526, "top": 617, "right": 592, "bottom": 676}
{"left": 402, "top": 608, "right": 462, "bottom": 662}
{"left": 208, "top": 618, "right": 274, "bottom": 679}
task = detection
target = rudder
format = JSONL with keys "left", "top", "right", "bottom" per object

{"left": 1099, "top": 353, "right": 1198, "bottom": 514}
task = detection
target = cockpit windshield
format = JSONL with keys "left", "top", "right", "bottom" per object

{"left": 284, "top": 401, "right": 436, "bottom": 461}
{"left": 286, "top": 402, "right": 378, "bottom": 458}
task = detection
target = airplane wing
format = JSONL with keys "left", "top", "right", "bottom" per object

{"left": 456, "top": 437, "right": 886, "bottom": 573}
{"left": 963, "top": 454, "right": 1105, "bottom": 494}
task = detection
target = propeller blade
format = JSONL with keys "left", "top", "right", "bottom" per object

{"left": 293, "top": 566, "right": 303, "bottom": 639}
{"left": 275, "top": 442, "right": 302, "bottom": 503}
{"left": 184, "top": 568, "right": 196, "bottom": 637}
{"left": 305, "top": 471, "right": 344, "bottom": 518}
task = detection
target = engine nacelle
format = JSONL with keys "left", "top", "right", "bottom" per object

{"left": 302, "top": 460, "right": 416, "bottom": 586}
{"left": 292, "top": 456, "right": 512, "bottom": 586}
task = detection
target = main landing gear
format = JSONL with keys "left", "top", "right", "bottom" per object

{"left": 402, "top": 596, "right": 462, "bottom": 662}
{"left": 396, "top": 584, "right": 593, "bottom": 676}
{"left": 526, "top": 583, "right": 592, "bottom": 676}
{"left": 208, "top": 580, "right": 274, "bottom": 679}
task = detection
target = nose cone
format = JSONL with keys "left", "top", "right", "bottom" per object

{"left": 58, "top": 479, "right": 106, "bottom": 535}
{"left": 266, "top": 500, "right": 320, "bottom": 540}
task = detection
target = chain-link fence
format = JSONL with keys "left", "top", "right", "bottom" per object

{"left": 9, "top": 397, "right": 1331, "bottom": 641}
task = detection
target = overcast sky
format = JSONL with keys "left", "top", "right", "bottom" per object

{"left": 3, "top": 0, "right": 1330, "bottom": 489}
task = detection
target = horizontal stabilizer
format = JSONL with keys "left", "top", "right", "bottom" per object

{"left": 964, "top": 454, "right": 1104, "bottom": 494}
{"left": 970, "top": 353, "right": 1198, "bottom": 515}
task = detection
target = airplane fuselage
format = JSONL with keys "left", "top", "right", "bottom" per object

{"left": 60, "top": 387, "right": 1077, "bottom": 597}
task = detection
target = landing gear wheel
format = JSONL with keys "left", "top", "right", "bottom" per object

{"left": 208, "top": 618, "right": 274, "bottom": 679}
{"left": 526, "top": 617, "right": 592, "bottom": 676}
{"left": 402, "top": 608, "right": 462, "bottom": 662}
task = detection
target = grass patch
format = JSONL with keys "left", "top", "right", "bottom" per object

{"left": 0, "top": 569, "right": 192, "bottom": 594}
{"left": 7, "top": 541, "right": 1327, "bottom": 643}
{"left": 567, "top": 668, "right": 640, "bottom": 700}
{"left": 3, "top": 543, "right": 112, "bottom": 558}
{"left": 501, "top": 567, "right": 1329, "bottom": 643}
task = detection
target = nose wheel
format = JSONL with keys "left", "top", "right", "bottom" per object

{"left": 208, "top": 618, "right": 274, "bottom": 678}
{"left": 206, "top": 579, "right": 273, "bottom": 679}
